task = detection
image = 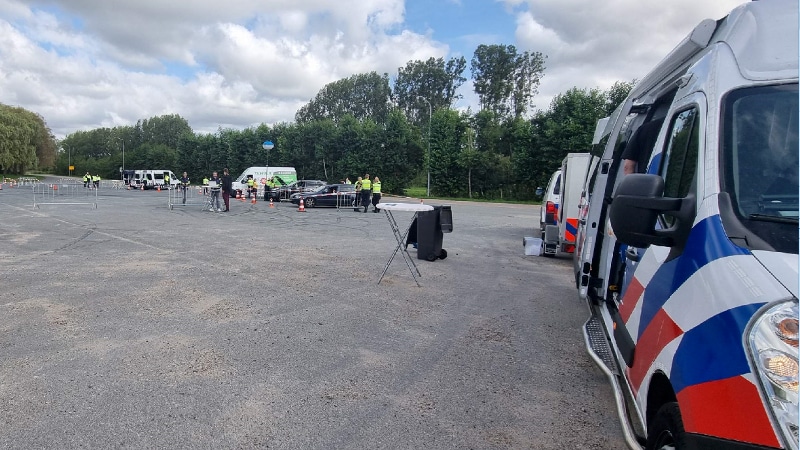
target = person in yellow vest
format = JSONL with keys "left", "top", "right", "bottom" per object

{"left": 83, "top": 172, "right": 91, "bottom": 188}
{"left": 344, "top": 177, "right": 352, "bottom": 184}
{"left": 164, "top": 173, "right": 170, "bottom": 189}
{"left": 371, "top": 176, "right": 382, "bottom": 213}
{"left": 92, "top": 174, "right": 101, "bottom": 189}
{"left": 246, "top": 176, "right": 255, "bottom": 199}
{"left": 202, "top": 176, "right": 209, "bottom": 195}
{"left": 360, "top": 173, "right": 372, "bottom": 213}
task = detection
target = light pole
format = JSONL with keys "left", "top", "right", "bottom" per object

{"left": 117, "top": 138, "right": 125, "bottom": 179}
{"left": 417, "top": 96, "right": 432, "bottom": 197}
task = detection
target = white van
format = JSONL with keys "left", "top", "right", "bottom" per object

{"left": 231, "top": 166, "right": 297, "bottom": 194}
{"left": 539, "top": 169, "right": 561, "bottom": 256}
{"left": 576, "top": 1, "right": 798, "bottom": 449}
{"left": 540, "top": 153, "right": 594, "bottom": 256}
{"left": 129, "top": 170, "right": 179, "bottom": 190}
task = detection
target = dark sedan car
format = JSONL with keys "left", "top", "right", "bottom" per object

{"left": 290, "top": 184, "right": 356, "bottom": 208}
{"left": 269, "top": 179, "right": 327, "bottom": 201}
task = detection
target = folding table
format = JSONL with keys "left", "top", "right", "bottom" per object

{"left": 376, "top": 202, "right": 434, "bottom": 286}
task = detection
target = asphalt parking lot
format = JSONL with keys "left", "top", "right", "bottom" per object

{"left": 0, "top": 177, "right": 626, "bottom": 449}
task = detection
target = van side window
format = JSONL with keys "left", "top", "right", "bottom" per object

{"left": 553, "top": 174, "right": 561, "bottom": 195}
{"left": 659, "top": 107, "right": 699, "bottom": 226}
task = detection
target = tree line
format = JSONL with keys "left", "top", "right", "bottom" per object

{"left": 2, "top": 44, "right": 632, "bottom": 199}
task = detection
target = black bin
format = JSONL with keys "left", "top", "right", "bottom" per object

{"left": 406, "top": 205, "right": 453, "bottom": 261}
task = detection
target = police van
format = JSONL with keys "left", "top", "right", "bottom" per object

{"left": 540, "top": 153, "right": 595, "bottom": 256}
{"left": 575, "top": 1, "right": 798, "bottom": 449}
{"left": 129, "top": 169, "right": 179, "bottom": 190}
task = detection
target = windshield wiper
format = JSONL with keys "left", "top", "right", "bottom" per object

{"left": 748, "top": 213, "right": 799, "bottom": 224}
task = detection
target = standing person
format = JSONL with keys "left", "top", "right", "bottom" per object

{"left": 92, "top": 174, "right": 100, "bottom": 189}
{"left": 344, "top": 177, "right": 352, "bottom": 184}
{"left": 371, "top": 176, "right": 382, "bottom": 212}
{"left": 164, "top": 173, "right": 170, "bottom": 190}
{"left": 202, "top": 175, "right": 209, "bottom": 195}
{"left": 360, "top": 173, "right": 372, "bottom": 213}
{"left": 246, "top": 175, "right": 255, "bottom": 199}
{"left": 354, "top": 176, "right": 363, "bottom": 210}
{"left": 180, "top": 172, "right": 190, "bottom": 204}
{"left": 83, "top": 172, "right": 91, "bottom": 188}
{"left": 209, "top": 171, "right": 222, "bottom": 211}
{"left": 221, "top": 168, "right": 232, "bottom": 212}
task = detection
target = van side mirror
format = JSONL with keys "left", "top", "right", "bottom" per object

{"left": 610, "top": 174, "right": 683, "bottom": 248}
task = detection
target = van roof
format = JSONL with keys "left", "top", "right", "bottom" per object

{"left": 713, "top": 0, "right": 798, "bottom": 81}
{"left": 630, "top": 0, "right": 797, "bottom": 103}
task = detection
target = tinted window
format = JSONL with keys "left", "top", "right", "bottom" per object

{"left": 721, "top": 84, "right": 798, "bottom": 253}
{"left": 659, "top": 107, "right": 699, "bottom": 227}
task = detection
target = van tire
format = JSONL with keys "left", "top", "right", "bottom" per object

{"left": 646, "top": 402, "right": 688, "bottom": 450}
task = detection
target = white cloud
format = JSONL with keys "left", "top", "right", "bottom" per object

{"left": 0, "top": 0, "right": 756, "bottom": 138}
{"left": 508, "top": 0, "right": 744, "bottom": 109}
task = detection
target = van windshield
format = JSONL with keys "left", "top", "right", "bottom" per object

{"left": 721, "top": 83, "right": 798, "bottom": 253}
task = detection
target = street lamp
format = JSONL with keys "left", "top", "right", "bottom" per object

{"left": 417, "top": 96, "right": 432, "bottom": 197}
{"left": 117, "top": 138, "right": 125, "bottom": 178}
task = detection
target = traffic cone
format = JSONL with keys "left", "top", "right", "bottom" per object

{"left": 140, "top": 184, "right": 144, "bottom": 191}
{"left": 239, "top": 191, "right": 245, "bottom": 202}
{"left": 298, "top": 198, "right": 306, "bottom": 212}
{"left": 157, "top": 185, "right": 161, "bottom": 192}
{"left": 251, "top": 195, "right": 256, "bottom": 204}
{"left": 420, "top": 198, "right": 424, "bottom": 204}
{"left": 269, "top": 198, "right": 274, "bottom": 208}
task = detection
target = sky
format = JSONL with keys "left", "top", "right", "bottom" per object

{"left": 0, "top": 0, "right": 745, "bottom": 139}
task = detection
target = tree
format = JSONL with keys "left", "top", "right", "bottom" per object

{"left": 471, "top": 44, "right": 546, "bottom": 119}
{"left": 0, "top": 104, "right": 57, "bottom": 173}
{"left": 393, "top": 56, "right": 467, "bottom": 127}
{"left": 295, "top": 72, "right": 393, "bottom": 124}
{"left": 605, "top": 80, "right": 635, "bottom": 115}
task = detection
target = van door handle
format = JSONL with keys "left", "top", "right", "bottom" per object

{"left": 625, "top": 247, "right": 641, "bottom": 262}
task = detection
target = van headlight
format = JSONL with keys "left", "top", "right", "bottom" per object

{"left": 747, "top": 299, "right": 799, "bottom": 450}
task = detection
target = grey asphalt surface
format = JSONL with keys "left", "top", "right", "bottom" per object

{"left": 0, "top": 177, "right": 626, "bottom": 449}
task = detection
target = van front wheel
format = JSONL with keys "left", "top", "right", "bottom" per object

{"left": 646, "top": 402, "right": 688, "bottom": 450}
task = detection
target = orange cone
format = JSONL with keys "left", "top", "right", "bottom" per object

{"left": 251, "top": 194, "right": 256, "bottom": 204}
{"left": 298, "top": 198, "right": 306, "bottom": 212}
{"left": 239, "top": 191, "right": 245, "bottom": 202}
{"left": 269, "top": 198, "right": 274, "bottom": 208}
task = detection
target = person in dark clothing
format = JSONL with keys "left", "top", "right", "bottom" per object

{"left": 221, "top": 168, "right": 233, "bottom": 212}
{"left": 622, "top": 117, "right": 665, "bottom": 175}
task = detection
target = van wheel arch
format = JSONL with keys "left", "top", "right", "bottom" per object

{"left": 646, "top": 371, "right": 677, "bottom": 430}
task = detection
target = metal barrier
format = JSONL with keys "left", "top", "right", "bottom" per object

{"left": 168, "top": 185, "right": 210, "bottom": 210}
{"left": 33, "top": 182, "right": 97, "bottom": 208}
{"left": 17, "top": 177, "right": 40, "bottom": 186}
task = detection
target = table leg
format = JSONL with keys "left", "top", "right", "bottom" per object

{"left": 379, "top": 210, "right": 423, "bottom": 286}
